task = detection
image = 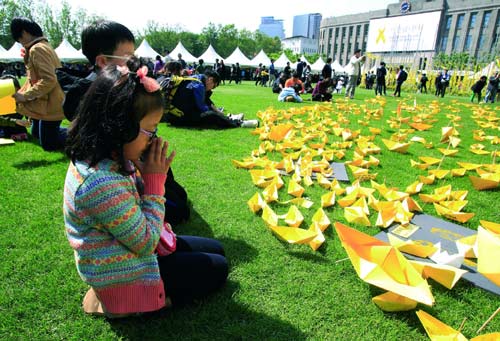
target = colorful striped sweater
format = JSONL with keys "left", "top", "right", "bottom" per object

{"left": 63, "top": 159, "right": 167, "bottom": 314}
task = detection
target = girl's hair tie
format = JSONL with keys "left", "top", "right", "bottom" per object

{"left": 136, "top": 66, "right": 160, "bottom": 93}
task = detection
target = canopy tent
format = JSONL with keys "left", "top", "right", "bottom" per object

{"left": 249, "top": 49, "right": 271, "bottom": 67}
{"left": 54, "top": 39, "right": 86, "bottom": 62}
{"left": 198, "top": 44, "right": 223, "bottom": 65}
{"left": 224, "top": 47, "right": 252, "bottom": 66}
{"left": 274, "top": 52, "right": 292, "bottom": 69}
{"left": 168, "top": 42, "right": 197, "bottom": 63}
{"left": 0, "top": 45, "right": 5, "bottom": 53}
{"left": 332, "top": 60, "right": 345, "bottom": 73}
{"left": 135, "top": 39, "right": 161, "bottom": 59}
{"left": 310, "top": 57, "right": 325, "bottom": 72}
{"left": 0, "top": 42, "right": 23, "bottom": 62}
{"left": 476, "top": 61, "right": 499, "bottom": 78}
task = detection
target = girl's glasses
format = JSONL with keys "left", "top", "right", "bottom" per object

{"left": 140, "top": 128, "right": 158, "bottom": 142}
{"left": 102, "top": 54, "right": 135, "bottom": 61}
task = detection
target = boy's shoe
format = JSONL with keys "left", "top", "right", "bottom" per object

{"left": 10, "top": 133, "right": 28, "bottom": 141}
{"left": 228, "top": 113, "right": 244, "bottom": 121}
{"left": 240, "top": 119, "right": 259, "bottom": 128}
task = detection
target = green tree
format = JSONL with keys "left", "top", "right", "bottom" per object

{"left": 0, "top": 0, "right": 34, "bottom": 48}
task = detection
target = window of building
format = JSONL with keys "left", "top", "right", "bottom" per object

{"left": 470, "top": 13, "right": 477, "bottom": 29}
{"left": 349, "top": 26, "right": 353, "bottom": 37}
{"left": 328, "top": 28, "right": 333, "bottom": 40}
{"left": 464, "top": 33, "right": 472, "bottom": 50}
{"left": 445, "top": 16, "right": 452, "bottom": 30}
{"left": 478, "top": 34, "right": 485, "bottom": 49}
{"left": 356, "top": 25, "right": 361, "bottom": 37}
{"left": 334, "top": 28, "right": 339, "bottom": 40}
{"left": 364, "top": 24, "right": 369, "bottom": 35}
{"left": 453, "top": 35, "right": 461, "bottom": 50}
{"left": 342, "top": 27, "right": 346, "bottom": 38}
{"left": 482, "top": 11, "right": 491, "bottom": 28}
{"left": 440, "top": 36, "right": 448, "bottom": 51}
{"left": 457, "top": 14, "right": 465, "bottom": 30}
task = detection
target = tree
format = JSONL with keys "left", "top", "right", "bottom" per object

{"left": 0, "top": 0, "right": 34, "bottom": 48}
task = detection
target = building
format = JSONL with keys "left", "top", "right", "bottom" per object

{"left": 293, "top": 13, "right": 322, "bottom": 39}
{"left": 259, "top": 16, "right": 285, "bottom": 40}
{"left": 282, "top": 36, "right": 319, "bottom": 55}
{"left": 319, "top": 0, "right": 500, "bottom": 70}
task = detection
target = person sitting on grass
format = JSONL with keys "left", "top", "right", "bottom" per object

{"left": 284, "top": 72, "right": 305, "bottom": 94}
{"left": 161, "top": 68, "right": 257, "bottom": 128}
{"left": 278, "top": 84, "right": 304, "bottom": 103}
{"left": 64, "top": 58, "right": 228, "bottom": 317}
{"left": 312, "top": 78, "right": 333, "bottom": 102}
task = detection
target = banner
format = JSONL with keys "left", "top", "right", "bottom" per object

{"left": 367, "top": 11, "right": 442, "bottom": 53}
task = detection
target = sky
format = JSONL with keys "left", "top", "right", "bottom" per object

{"left": 46, "top": 0, "right": 395, "bottom": 37}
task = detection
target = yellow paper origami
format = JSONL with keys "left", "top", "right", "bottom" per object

{"left": 321, "top": 191, "right": 336, "bottom": 208}
{"left": 248, "top": 192, "right": 266, "bottom": 213}
{"left": 262, "top": 205, "right": 278, "bottom": 227}
{"left": 388, "top": 234, "right": 437, "bottom": 258}
{"left": 284, "top": 205, "right": 304, "bottom": 227}
{"left": 269, "top": 226, "right": 317, "bottom": 244}
{"left": 382, "top": 138, "right": 410, "bottom": 153}
{"left": 451, "top": 168, "right": 467, "bottom": 177}
{"left": 433, "top": 203, "right": 475, "bottom": 223}
{"left": 287, "top": 179, "right": 305, "bottom": 198}
{"left": 311, "top": 208, "right": 331, "bottom": 231}
{"left": 477, "top": 226, "right": 500, "bottom": 286}
{"left": 308, "top": 223, "right": 325, "bottom": 251}
{"left": 345, "top": 206, "right": 371, "bottom": 226}
{"left": 409, "top": 260, "right": 468, "bottom": 289}
{"left": 405, "top": 181, "right": 423, "bottom": 195}
{"left": 419, "top": 156, "right": 441, "bottom": 165}
{"left": 268, "top": 123, "right": 294, "bottom": 142}
{"left": 469, "top": 175, "right": 499, "bottom": 190}
{"left": 416, "top": 310, "right": 467, "bottom": 341}
{"left": 372, "top": 291, "right": 417, "bottom": 312}
{"left": 480, "top": 220, "right": 500, "bottom": 234}
{"left": 335, "top": 222, "right": 434, "bottom": 306}
{"left": 262, "top": 182, "right": 279, "bottom": 203}
{"left": 438, "top": 148, "right": 459, "bottom": 156}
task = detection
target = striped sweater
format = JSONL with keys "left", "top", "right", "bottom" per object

{"left": 63, "top": 159, "right": 167, "bottom": 314}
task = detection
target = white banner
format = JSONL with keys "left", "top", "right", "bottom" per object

{"left": 367, "top": 11, "right": 441, "bottom": 52}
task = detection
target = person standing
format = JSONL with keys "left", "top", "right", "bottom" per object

{"left": 177, "top": 53, "right": 186, "bottom": 70}
{"left": 393, "top": 65, "right": 408, "bottom": 97}
{"left": 419, "top": 72, "right": 428, "bottom": 93}
{"left": 268, "top": 59, "right": 277, "bottom": 87}
{"left": 484, "top": 72, "right": 499, "bottom": 103}
{"left": 322, "top": 57, "right": 333, "bottom": 81}
{"left": 345, "top": 49, "right": 366, "bottom": 99}
{"left": 375, "top": 61, "right": 387, "bottom": 96}
{"left": 470, "top": 76, "right": 487, "bottom": 103}
{"left": 296, "top": 58, "right": 305, "bottom": 82}
{"left": 10, "top": 17, "right": 65, "bottom": 151}
{"left": 439, "top": 68, "right": 451, "bottom": 98}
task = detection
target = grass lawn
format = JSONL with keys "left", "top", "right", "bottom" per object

{"left": 0, "top": 81, "right": 499, "bottom": 340}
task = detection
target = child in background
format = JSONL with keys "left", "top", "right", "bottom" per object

{"left": 470, "top": 76, "right": 487, "bottom": 103}
{"left": 64, "top": 58, "right": 228, "bottom": 317}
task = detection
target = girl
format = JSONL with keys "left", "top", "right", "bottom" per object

{"left": 64, "top": 58, "right": 228, "bottom": 317}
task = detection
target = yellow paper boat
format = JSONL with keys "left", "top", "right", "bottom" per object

{"left": 311, "top": 208, "right": 331, "bottom": 231}
{"left": 284, "top": 205, "right": 304, "bottom": 227}
{"left": 248, "top": 192, "right": 266, "bottom": 213}
{"left": 433, "top": 203, "right": 475, "bottom": 223}
{"left": 419, "top": 156, "right": 441, "bottom": 165}
{"left": 0, "top": 79, "right": 16, "bottom": 115}
{"left": 388, "top": 234, "right": 437, "bottom": 258}
{"left": 438, "top": 148, "right": 459, "bottom": 156}
{"left": 480, "top": 220, "right": 500, "bottom": 234}
{"left": 335, "top": 222, "right": 434, "bottom": 306}
{"left": 382, "top": 138, "right": 411, "bottom": 153}
{"left": 416, "top": 310, "right": 467, "bottom": 341}
{"left": 269, "top": 226, "right": 317, "bottom": 244}
{"left": 372, "top": 291, "right": 417, "bottom": 312}
{"left": 321, "top": 191, "right": 336, "bottom": 208}
{"left": 345, "top": 206, "right": 371, "bottom": 226}
{"left": 469, "top": 175, "right": 499, "bottom": 190}
{"left": 409, "top": 260, "right": 468, "bottom": 289}
{"left": 477, "top": 226, "right": 500, "bottom": 286}
{"left": 308, "top": 223, "right": 325, "bottom": 251}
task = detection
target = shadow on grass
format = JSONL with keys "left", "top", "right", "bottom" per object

{"left": 107, "top": 209, "right": 305, "bottom": 340}
{"left": 108, "top": 279, "right": 307, "bottom": 340}
{"left": 13, "top": 155, "right": 67, "bottom": 170}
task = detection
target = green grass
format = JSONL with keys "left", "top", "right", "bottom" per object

{"left": 0, "top": 82, "right": 499, "bottom": 340}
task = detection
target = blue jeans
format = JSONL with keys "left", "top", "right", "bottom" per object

{"left": 158, "top": 235, "right": 228, "bottom": 305}
{"left": 31, "top": 119, "right": 67, "bottom": 151}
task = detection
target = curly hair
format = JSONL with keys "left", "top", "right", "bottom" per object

{"left": 65, "top": 57, "right": 163, "bottom": 174}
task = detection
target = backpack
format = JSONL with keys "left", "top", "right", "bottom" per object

{"left": 399, "top": 70, "right": 408, "bottom": 82}
{"left": 158, "top": 75, "right": 201, "bottom": 119}
{"left": 56, "top": 68, "right": 93, "bottom": 121}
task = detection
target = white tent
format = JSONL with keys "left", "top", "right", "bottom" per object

{"left": 198, "top": 44, "right": 223, "bottom": 64}
{"left": 332, "top": 60, "right": 345, "bottom": 73}
{"left": 224, "top": 47, "right": 251, "bottom": 66}
{"left": 0, "top": 44, "right": 5, "bottom": 53}
{"left": 135, "top": 39, "right": 162, "bottom": 59}
{"left": 477, "top": 61, "right": 499, "bottom": 77}
{"left": 274, "top": 52, "right": 292, "bottom": 68}
{"left": 310, "top": 57, "right": 325, "bottom": 72}
{"left": 0, "top": 42, "right": 23, "bottom": 62}
{"left": 249, "top": 49, "right": 271, "bottom": 67}
{"left": 168, "top": 42, "right": 197, "bottom": 63}
{"left": 54, "top": 39, "right": 86, "bottom": 62}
